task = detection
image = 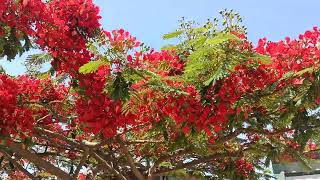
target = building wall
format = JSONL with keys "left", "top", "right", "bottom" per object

{"left": 286, "top": 174, "right": 320, "bottom": 180}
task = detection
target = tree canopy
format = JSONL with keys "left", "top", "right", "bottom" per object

{"left": 0, "top": 1, "right": 320, "bottom": 179}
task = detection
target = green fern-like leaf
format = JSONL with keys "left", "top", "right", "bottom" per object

{"left": 293, "top": 67, "right": 315, "bottom": 77}
{"left": 184, "top": 46, "right": 229, "bottom": 85}
{"left": 163, "top": 30, "right": 183, "bottom": 40}
{"left": 161, "top": 44, "right": 177, "bottom": 51}
{"left": 251, "top": 53, "right": 272, "bottom": 65}
{"left": 26, "top": 53, "right": 52, "bottom": 65}
{"left": 25, "top": 53, "right": 53, "bottom": 75}
{"left": 79, "top": 60, "right": 109, "bottom": 74}
{"left": 206, "top": 33, "right": 239, "bottom": 45}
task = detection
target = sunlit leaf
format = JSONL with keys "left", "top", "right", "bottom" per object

{"left": 163, "top": 30, "right": 183, "bottom": 40}
{"left": 79, "top": 59, "right": 109, "bottom": 74}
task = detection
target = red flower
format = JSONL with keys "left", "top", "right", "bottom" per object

{"left": 316, "top": 97, "right": 320, "bottom": 105}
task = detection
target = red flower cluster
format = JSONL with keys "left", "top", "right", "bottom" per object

{"left": 97, "top": 27, "right": 320, "bottom": 140}
{"left": 104, "top": 29, "right": 140, "bottom": 53}
{"left": 0, "top": 0, "right": 101, "bottom": 73}
{"left": 0, "top": 75, "right": 67, "bottom": 138}
{"left": 0, "top": 75, "right": 33, "bottom": 137}
{"left": 0, "top": 0, "right": 45, "bottom": 35}
{"left": 1, "top": 0, "right": 320, "bottom": 147}
{"left": 235, "top": 159, "right": 254, "bottom": 178}
{"left": 140, "top": 49, "right": 184, "bottom": 76}
{"left": 37, "top": 0, "right": 101, "bottom": 73}
{"left": 76, "top": 66, "right": 132, "bottom": 137}
{"left": 199, "top": 27, "right": 320, "bottom": 137}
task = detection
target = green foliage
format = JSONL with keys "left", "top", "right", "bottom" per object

{"left": 281, "top": 67, "right": 317, "bottom": 81}
{"left": 79, "top": 59, "right": 109, "bottom": 74}
{"left": 0, "top": 65, "right": 5, "bottom": 74}
{"left": 158, "top": 10, "right": 320, "bottom": 179}
{"left": 206, "top": 32, "right": 238, "bottom": 45}
{"left": 250, "top": 53, "right": 272, "bottom": 65}
{"left": 25, "top": 53, "right": 53, "bottom": 76}
{"left": 107, "top": 72, "right": 131, "bottom": 100}
{"left": 141, "top": 70, "right": 188, "bottom": 95}
{"left": 294, "top": 67, "right": 315, "bottom": 77}
{"left": 180, "top": 30, "right": 247, "bottom": 87}
{"left": 162, "top": 14, "right": 253, "bottom": 88}
{"left": 7, "top": 7, "right": 319, "bottom": 179}
{"left": 161, "top": 44, "right": 177, "bottom": 51}
{"left": 162, "top": 30, "right": 183, "bottom": 40}
{"left": 0, "top": 25, "right": 32, "bottom": 61}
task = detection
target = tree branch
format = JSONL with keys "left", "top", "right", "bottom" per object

{"left": 126, "top": 140, "right": 164, "bottom": 144}
{"left": 91, "top": 152, "right": 127, "bottom": 180}
{"left": 34, "top": 128, "right": 84, "bottom": 150}
{"left": 215, "top": 128, "right": 243, "bottom": 144}
{"left": 148, "top": 148, "right": 191, "bottom": 177}
{"left": 117, "top": 137, "right": 146, "bottom": 180}
{"left": 72, "top": 148, "right": 90, "bottom": 179}
{"left": 0, "top": 148, "right": 36, "bottom": 180}
{"left": 153, "top": 151, "right": 239, "bottom": 176}
{"left": 7, "top": 142, "right": 72, "bottom": 180}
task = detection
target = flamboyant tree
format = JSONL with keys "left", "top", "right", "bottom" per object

{"left": 0, "top": 1, "right": 320, "bottom": 179}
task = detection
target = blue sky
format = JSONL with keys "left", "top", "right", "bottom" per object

{"left": 95, "top": 0, "right": 320, "bottom": 47}
{"left": 2, "top": 0, "right": 320, "bottom": 75}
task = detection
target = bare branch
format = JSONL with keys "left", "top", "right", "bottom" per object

{"left": 0, "top": 148, "right": 36, "bottom": 180}
{"left": 153, "top": 151, "right": 239, "bottom": 176}
{"left": 117, "top": 137, "right": 146, "bottom": 180}
{"left": 148, "top": 148, "right": 191, "bottom": 177}
{"left": 126, "top": 140, "right": 164, "bottom": 144}
{"left": 72, "top": 148, "right": 90, "bottom": 179}
{"left": 34, "top": 128, "right": 84, "bottom": 150}
{"left": 91, "top": 152, "right": 127, "bottom": 180}
{"left": 7, "top": 142, "right": 72, "bottom": 180}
